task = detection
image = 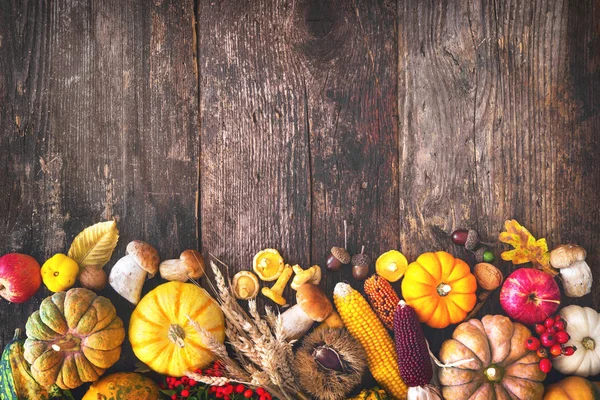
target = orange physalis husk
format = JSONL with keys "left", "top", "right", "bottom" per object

{"left": 498, "top": 219, "right": 557, "bottom": 276}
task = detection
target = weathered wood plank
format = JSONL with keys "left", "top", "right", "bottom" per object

{"left": 197, "top": 0, "right": 312, "bottom": 304}
{"left": 398, "top": 0, "right": 600, "bottom": 376}
{"left": 0, "top": 0, "right": 198, "bottom": 387}
{"left": 298, "top": 0, "right": 400, "bottom": 291}
{"left": 198, "top": 0, "right": 398, "bottom": 302}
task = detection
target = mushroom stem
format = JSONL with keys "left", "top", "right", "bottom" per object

{"left": 280, "top": 304, "right": 314, "bottom": 340}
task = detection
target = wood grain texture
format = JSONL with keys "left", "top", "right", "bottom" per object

{"left": 0, "top": 0, "right": 598, "bottom": 393}
{"left": 198, "top": 0, "right": 398, "bottom": 296}
{"left": 0, "top": 0, "right": 198, "bottom": 392}
{"left": 398, "top": 0, "right": 600, "bottom": 379}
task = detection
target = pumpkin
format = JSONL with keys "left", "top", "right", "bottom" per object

{"left": 129, "top": 281, "right": 225, "bottom": 377}
{"left": 82, "top": 372, "right": 160, "bottom": 400}
{"left": 0, "top": 329, "right": 73, "bottom": 400}
{"left": 401, "top": 251, "right": 477, "bottom": 328}
{"left": 438, "top": 314, "right": 545, "bottom": 400}
{"left": 544, "top": 376, "right": 600, "bottom": 400}
{"left": 554, "top": 305, "right": 600, "bottom": 377}
{"left": 23, "top": 288, "right": 125, "bottom": 390}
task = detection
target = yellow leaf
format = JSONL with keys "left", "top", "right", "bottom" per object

{"left": 67, "top": 221, "right": 119, "bottom": 269}
{"left": 498, "top": 219, "right": 556, "bottom": 276}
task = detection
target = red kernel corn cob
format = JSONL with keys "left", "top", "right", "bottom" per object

{"left": 394, "top": 300, "right": 433, "bottom": 388}
{"left": 364, "top": 274, "right": 400, "bottom": 330}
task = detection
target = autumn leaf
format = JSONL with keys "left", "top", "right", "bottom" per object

{"left": 67, "top": 220, "right": 119, "bottom": 269}
{"left": 498, "top": 219, "right": 557, "bottom": 276}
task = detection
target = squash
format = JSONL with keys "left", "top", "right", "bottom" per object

{"left": 23, "top": 288, "right": 125, "bottom": 390}
{"left": 0, "top": 329, "right": 73, "bottom": 400}
{"left": 544, "top": 376, "right": 600, "bottom": 400}
{"left": 401, "top": 251, "right": 477, "bottom": 328}
{"left": 438, "top": 314, "right": 545, "bottom": 400}
{"left": 82, "top": 372, "right": 160, "bottom": 400}
{"left": 129, "top": 281, "right": 225, "bottom": 377}
{"left": 554, "top": 305, "right": 600, "bottom": 377}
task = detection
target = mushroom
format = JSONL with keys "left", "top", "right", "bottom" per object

{"left": 550, "top": 244, "right": 592, "bottom": 297}
{"left": 281, "top": 284, "right": 334, "bottom": 340}
{"left": 253, "top": 249, "right": 285, "bottom": 281}
{"left": 291, "top": 265, "right": 322, "bottom": 290}
{"left": 316, "top": 311, "right": 345, "bottom": 331}
{"left": 159, "top": 250, "right": 205, "bottom": 282}
{"left": 261, "top": 265, "right": 293, "bottom": 305}
{"left": 108, "top": 240, "right": 160, "bottom": 304}
{"left": 232, "top": 271, "right": 260, "bottom": 300}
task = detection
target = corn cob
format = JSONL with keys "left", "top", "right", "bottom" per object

{"left": 333, "top": 282, "right": 408, "bottom": 400}
{"left": 364, "top": 274, "right": 400, "bottom": 330}
{"left": 394, "top": 300, "right": 433, "bottom": 388}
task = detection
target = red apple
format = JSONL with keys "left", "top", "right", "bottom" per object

{"left": 0, "top": 253, "right": 42, "bottom": 303}
{"left": 500, "top": 268, "right": 560, "bottom": 325}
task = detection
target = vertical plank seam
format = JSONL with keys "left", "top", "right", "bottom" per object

{"left": 193, "top": 0, "right": 202, "bottom": 251}
{"left": 466, "top": 1, "right": 481, "bottom": 231}
{"left": 302, "top": 77, "right": 313, "bottom": 266}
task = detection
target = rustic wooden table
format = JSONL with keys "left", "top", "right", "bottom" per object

{"left": 1, "top": 0, "right": 599, "bottom": 396}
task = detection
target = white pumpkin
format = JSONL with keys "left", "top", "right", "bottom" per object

{"left": 554, "top": 305, "right": 600, "bottom": 377}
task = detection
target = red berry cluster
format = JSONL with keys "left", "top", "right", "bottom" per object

{"left": 525, "top": 315, "right": 576, "bottom": 373}
{"left": 160, "top": 362, "right": 273, "bottom": 400}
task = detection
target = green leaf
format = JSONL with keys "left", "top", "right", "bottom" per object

{"left": 67, "top": 220, "right": 119, "bottom": 269}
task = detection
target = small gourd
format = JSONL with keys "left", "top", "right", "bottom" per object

{"left": 554, "top": 305, "right": 600, "bottom": 377}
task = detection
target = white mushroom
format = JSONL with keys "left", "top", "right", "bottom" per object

{"left": 159, "top": 250, "right": 205, "bottom": 282}
{"left": 109, "top": 240, "right": 160, "bottom": 304}
{"left": 280, "top": 284, "right": 333, "bottom": 340}
{"left": 550, "top": 244, "right": 592, "bottom": 297}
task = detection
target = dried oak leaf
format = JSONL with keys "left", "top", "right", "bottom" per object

{"left": 498, "top": 219, "right": 557, "bottom": 276}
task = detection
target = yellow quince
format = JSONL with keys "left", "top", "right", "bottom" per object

{"left": 41, "top": 253, "right": 79, "bottom": 292}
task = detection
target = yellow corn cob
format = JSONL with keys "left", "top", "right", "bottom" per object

{"left": 364, "top": 274, "right": 400, "bottom": 330}
{"left": 334, "top": 283, "right": 408, "bottom": 400}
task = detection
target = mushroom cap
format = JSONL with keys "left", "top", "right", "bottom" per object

{"left": 296, "top": 284, "right": 333, "bottom": 322}
{"left": 550, "top": 244, "right": 587, "bottom": 269}
{"left": 232, "top": 271, "right": 260, "bottom": 299}
{"left": 253, "top": 249, "right": 285, "bottom": 281}
{"left": 261, "top": 287, "right": 287, "bottom": 306}
{"left": 180, "top": 250, "right": 205, "bottom": 279}
{"left": 127, "top": 240, "right": 160, "bottom": 277}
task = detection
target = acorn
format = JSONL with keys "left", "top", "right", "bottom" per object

{"left": 327, "top": 220, "right": 351, "bottom": 271}
{"left": 451, "top": 229, "right": 480, "bottom": 250}
{"left": 351, "top": 246, "right": 370, "bottom": 281}
{"left": 327, "top": 247, "right": 351, "bottom": 271}
{"left": 475, "top": 247, "right": 496, "bottom": 263}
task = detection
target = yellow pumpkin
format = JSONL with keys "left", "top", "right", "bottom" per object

{"left": 82, "top": 372, "right": 160, "bottom": 400}
{"left": 129, "top": 281, "right": 225, "bottom": 377}
{"left": 544, "top": 376, "right": 600, "bottom": 400}
{"left": 401, "top": 251, "right": 477, "bottom": 328}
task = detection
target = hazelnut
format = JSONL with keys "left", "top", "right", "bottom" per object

{"left": 473, "top": 263, "right": 503, "bottom": 291}
{"left": 79, "top": 268, "right": 108, "bottom": 292}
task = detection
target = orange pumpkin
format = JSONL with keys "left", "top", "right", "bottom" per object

{"left": 544, "top": 376, "right": 600, "bottom": 400}
{"left": 401, "top": 251, "right": 477, "bottom": 328}
{"left": 82, "top": 372, "right": 160, "bottom": 400}
{"left": 129, "top": 282, "right": 225, "bottom": 377}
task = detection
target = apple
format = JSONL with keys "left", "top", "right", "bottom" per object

{"left": 500, "top": 267, "right": 560, "bottom": 325}
{"left": 0, "top": 253, "right": 42, "bottom": 303}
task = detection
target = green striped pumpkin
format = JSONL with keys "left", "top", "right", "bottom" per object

{"left": 0, "top": 329, "right": 72, "bottom": 400}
